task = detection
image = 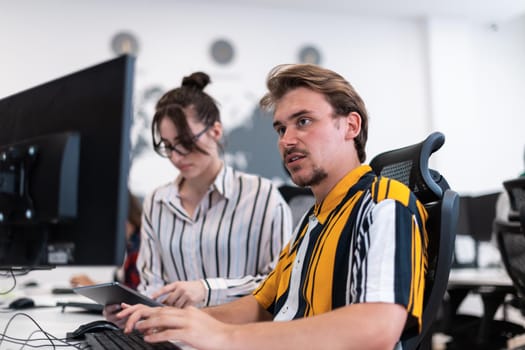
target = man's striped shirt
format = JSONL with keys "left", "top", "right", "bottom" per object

{"left": 253, "top": 164, "right": 428, "bottom": 339}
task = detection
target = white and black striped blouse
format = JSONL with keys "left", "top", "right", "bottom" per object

{"left": 137, "top": 164, "right": 293, "bottom": 306}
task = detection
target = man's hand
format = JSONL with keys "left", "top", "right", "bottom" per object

{"left": 118, "top": 304, "right": 231, "bottom": 350}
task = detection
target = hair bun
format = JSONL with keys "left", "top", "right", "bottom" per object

{"left": 181, "top": 72, "right": 210, "bottom": 91}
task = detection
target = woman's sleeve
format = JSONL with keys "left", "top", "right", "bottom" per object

{"left": 203, "top": 192, "right": 293, "bottom": 306}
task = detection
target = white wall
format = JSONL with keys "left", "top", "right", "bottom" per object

{"left": 427, "top": 17, "right": 525, "bottom": 194}
{"left": 1, "top": 0, "right": 524, "bottom": 196}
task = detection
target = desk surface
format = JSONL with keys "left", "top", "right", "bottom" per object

{"left": 0, "top": 267, "right": 193, "bottom": 349}
{"left": 1, "top": 306, "right": 101, "bottom": 340}
{"left": 0, "top": 266, "right": 113, "bottom": 348}
{"left": 448, "top": 267, "right": 512, "bottom": 287}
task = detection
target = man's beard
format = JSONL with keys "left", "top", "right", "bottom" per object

{"left": 292, "top": 166, "right": 327, "bottom": 187}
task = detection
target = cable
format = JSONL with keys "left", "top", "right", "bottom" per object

{"left": 0, "top": 269, "right": 16, "bottom": 294}
{"left": 0, "top": 332, "right": 81, "bottom": 348}
{"left": 0, "top": 312, "right": 84, "bottom": 349}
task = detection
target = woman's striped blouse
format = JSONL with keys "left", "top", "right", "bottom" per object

{"left": 137, "top": 164, "right": 293, "bottom": 306}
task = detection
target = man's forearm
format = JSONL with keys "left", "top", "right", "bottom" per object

{"left": 204, "top": 295, "right": 272, "bottom": 324}
{"left": 225, "top": 303, "right": 407, "bottom": 350}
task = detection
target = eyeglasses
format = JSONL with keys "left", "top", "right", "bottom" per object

{"left": 154, "top": 125, "right": 210, "bottom": 157}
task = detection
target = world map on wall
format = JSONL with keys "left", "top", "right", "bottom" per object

{"left": 224, "top": 106, "right": 288, "bottom": 183}
{"left": 129, "top": 85, "right": 290, "bottom": 196}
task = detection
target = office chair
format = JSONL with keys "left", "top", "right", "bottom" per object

{"left": 278, "top": 184, "right": 315, "bottom": 227}
{"left": 439, "top": 179, "right": 525, "bottom": 349}
{"left": 521, "top": 203, "right": 525, "bottom": 234}
{"left": 369, "top": 131, "right": 459, "bottom": 350}
{"left": 494, "top": 220, "right": 525, "bottom": 309}
{"left": 503, "top": 177, "right": 525, "bottom": 222}
{"left": 444, "top": 191, "right": 519, "bottom": 350}
{"left": 494, "top": 177, "right": 525, "bottom": 318}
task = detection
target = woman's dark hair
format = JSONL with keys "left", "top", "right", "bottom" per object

{"left": 152, "top": 72, "right": 222, "bottom": 155}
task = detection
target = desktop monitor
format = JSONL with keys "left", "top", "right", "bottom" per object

{"left": 456, "top": 192, "right": 500, "bottom": 242}
{"left": 0, "top": 55, "right": 134, "bottom": 270}
{"left": 467, "top": 192, "right": 500, "bottom": 242}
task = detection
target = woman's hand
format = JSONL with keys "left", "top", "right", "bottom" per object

{"left": 70, "top": 274, "right": 96, "bottom": 287}
{"left": 103, "top": 304, "right": 126, "bottom": 328}
{"left": 152, "top": 280, "right": 207, "bottom": 308}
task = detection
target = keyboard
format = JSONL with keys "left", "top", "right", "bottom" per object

{"left": 85, "top": 329, "right": 182, "bottom": 349}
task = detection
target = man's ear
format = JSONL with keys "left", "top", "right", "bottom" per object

{"left": 345, "top": 112, "right": 361, "bottom": 140}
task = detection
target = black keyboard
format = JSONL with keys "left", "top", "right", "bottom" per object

{"left": 85, "top": 329, "right": 182, "bottom": 349}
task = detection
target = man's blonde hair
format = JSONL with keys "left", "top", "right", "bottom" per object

{"left": 260, "top": 64, "right": 368, "bottom": 163}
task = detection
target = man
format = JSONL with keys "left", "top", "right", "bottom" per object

{"left": 118, "top": 64, "right": 429, "bottom": 350}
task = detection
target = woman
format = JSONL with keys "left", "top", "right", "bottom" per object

{"left": 134, "top": 72, "right": 292, "bottom": 309}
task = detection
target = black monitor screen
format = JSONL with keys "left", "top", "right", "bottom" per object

{"left": 467, "top": 192, "right": 500, "bottom": 242}
{"left": 458, "top": 192, "right": 500, "bottom": 242}
{"left": 0, "top": 55, "right": 134, "bottom": 270}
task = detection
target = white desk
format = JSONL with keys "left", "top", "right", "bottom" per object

{"left": 0, "top": 267, "right": 193, "bottom": 350}
{"left": 448, "top": 267, "right": 512, "bottom": 287}
{"left": 0, "top": 266, "right": 113, "bottom": 349}
{"left": 447, "top": 267, "right": 514, "bottom": 319}
{"left": 445, "top": 267, "right": 522, "bottom": 348}
{"left": 0, "top": 307, "right": 102, "bottom": 347}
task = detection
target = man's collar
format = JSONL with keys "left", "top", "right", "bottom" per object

{"left": 313, "top": 164, "right": 372, "bottom": 222}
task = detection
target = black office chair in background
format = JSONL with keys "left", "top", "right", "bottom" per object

{"left": 503, "top": 177, "right": 525, "bottom": 222}
{"left": 278, "top": 184, "right": 314, "bottom": 228}
{"left": 370, "top": 131, "right": 459, "bottom": 350}
{"left": 521, "top": 203, "right": 525, "bottom": 234}
{"left": 444, "top": 190, "right": 521, "bottom": 350}
{"left": 494, "top": 178, "right": 525, "bottom": 319}
{"left": 436, "top": 179, "right": 525, "bottom": 349}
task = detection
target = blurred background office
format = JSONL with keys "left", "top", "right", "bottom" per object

{"left": 1, "top": 0, "right": 525, "bottom": 199}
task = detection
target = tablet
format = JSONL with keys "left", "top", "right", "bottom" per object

{"left": 73, "top": 282, "right": 163, "bottom": 307}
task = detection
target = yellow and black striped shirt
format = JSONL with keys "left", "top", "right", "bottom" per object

{"left": 253, "top": 164, "right": 428, "bottom": 337}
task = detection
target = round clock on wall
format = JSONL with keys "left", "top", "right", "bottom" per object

{"left": 298, "top": 45, "right": 322, "bottom": 65}
{"left": 210, "top": 39, "right": 235, "bottom": 65}
{"left": 111, "top": 31, "right": 140, "bottom": 56}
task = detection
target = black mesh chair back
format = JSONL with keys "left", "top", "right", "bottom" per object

{"left": 495, "top": 222, "right": 525, "bottom": 300}
{"left": 278, "top": 185, "right": 315, "bottom": 227}
{"left": 503, "top": 177, "right": 525, "bottom": 222}
{"left": 495, "top": 177, "right": 525, "bottom": 301}
{"left": 521, "top": 204, "right": 525, "bottom": 234}
{"left": 370, "top": 132, "right": 449, "bottom": 204}
{"left": 370, "top": 131, "right": 459, "bottom": 350}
